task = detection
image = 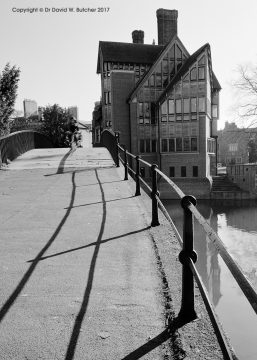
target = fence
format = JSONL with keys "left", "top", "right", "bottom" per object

{"left": 101, "top": 129, "right": 257, "bottom": 360}
{"left": 0, "top": 130, "right": 53, "bottom": 165}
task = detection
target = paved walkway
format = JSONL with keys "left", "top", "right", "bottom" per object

{"left": 0, "top": 131, "right": 170, "bottom": 359}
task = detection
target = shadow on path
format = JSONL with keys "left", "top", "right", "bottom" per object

{"left": 56, "top": 148, "right": 75, "bottom": 174}
{"left": 121, "top": 316, "right": 188, "bottom": 360}
{"left": 0, "top": 172, "right": 77, "bottom": 323}
{"left": 64, "top": 168, "right": 106, "bottom": 360}
{"left": 27, "top": 226, "right": 151, "bottom": 263}
{"left": 64, "top": 195, "right": 134, "bottom": 210}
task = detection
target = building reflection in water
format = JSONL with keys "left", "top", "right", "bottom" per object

{"left": 162, "top": 199, "right": 257, "bottom": 307}
{"left": 163, "top": 199, "right": 257, "bottom": 360}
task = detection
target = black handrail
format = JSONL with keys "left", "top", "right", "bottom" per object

{"left": 116, "top": 141, "right": 257, "bottom": 360}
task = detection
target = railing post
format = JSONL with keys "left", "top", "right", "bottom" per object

{"left": 151, "top": 164, "right": 160, "bottom": 227}
{"left": 135, "top": 155, "right": 141, "bottom": 196}
{"left": 124, "top": 147, "right": 128, "bottom": 180}
{"left": 178, "top": 195, "right": 198, "bottom": 322}
{"left": 115, "top": 132, "right": 120, "bottom": 167}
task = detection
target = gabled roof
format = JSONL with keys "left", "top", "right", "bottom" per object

{"left": 127, "top": 35, "right": 190, "bottom": 103}
{"left": 157, "top": 43, "right": 221, "bottom": 104}
{"left": 96, "top": 41, "right": 164, "bottom": 73}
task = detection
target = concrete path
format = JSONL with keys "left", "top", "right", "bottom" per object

{"left": 0, "top": 131, "right": 170, "bottom": 359}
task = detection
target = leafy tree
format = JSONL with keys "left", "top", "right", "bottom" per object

{"left": 41, "top": 104, "right": 71, "bottom": 147}
{"left": 0, "top": 63, "right": 20, "bottom": 136}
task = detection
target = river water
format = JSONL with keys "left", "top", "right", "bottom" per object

{"left": 163, "top": 199, "right": 257, "bottom": 360}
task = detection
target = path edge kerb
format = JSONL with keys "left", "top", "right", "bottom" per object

{"left": 116, "top": 166, "right": 232, "bottom": 360}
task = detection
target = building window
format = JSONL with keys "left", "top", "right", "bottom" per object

{"left": 176, "top": 99, "right": 182, "bottom": 114}
{"left": 156, "top": 74, "right": 162, "bottom": 88}
{"left": 191, "top": 137, "right": 198, "bottom": 151}
{"left": 183, "top": 98, "right": 190, "bottom": 114}
{"left": 168, "top": 99, "right": 175, "bottom": 114}
{"left": 151, "top": 103, "right": 156, "bottom": 124}
{"left": 207, "top": 138, "right": 215, "bottom": 153}
{"left": 152, "top": 139, "right": 157, "bottom": 152}
{"left": 193, "top": 166, "right": 198, "bottom": 177}
{"left": 198, "top": 67, "right": 205, "bottom": 80}
{"left": 139, "top": 139, "right": 144, "bottom": 153}
{"left": 229, "top": 143, "right": 238, "bottom": 152}
{"left": 161, "top": 139, "right": 168, "bottom": 152}
{"left": 161, "top": 101, "right": 167, "bottom": 115}
{"left": 138, "top": 102, "right": 143, "bottom": 117}
{"left": 170, "top": 167, "right": 175, "bottom": 177}
{"left": 170, "top": 61, "right": 175, "bottom": 79}
{"left": 191, "top": 98, "right": 197, "bottom": 113}
{"left": 169, "top": 138, "right": 175, "bottom": 152}
{"left": 183, "top": 138, "right": 190, "bottom": 151}
{"left": 145, "top": 139, "right": 150, "bottom": 153}
{"left": 144, "top": 103, "right": 150, "bottom": 119}
{"left": 181, "top": 166, "right": 187, "bottom": 177}
{"left": 190, "top": 67, "right": 197, "bottom": 81}
{"left": 198, "top": 97, "right": 205, "bottom": 113}
{"left": 150, "top": 74, "right": 155, "bottom": 87}
{"left": 104, "top": 92, "right": 108, "bottom": 105}
{"left": 176, "top": 138, "right": 182, "bottom": 151}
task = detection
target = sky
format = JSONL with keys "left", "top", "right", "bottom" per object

{"left": 1, "top": 0, "right": 257, "bottom": 129}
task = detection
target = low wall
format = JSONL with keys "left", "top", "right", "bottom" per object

{"left": 227, "top": 163, "right": 257, "bottom": 196}
{"left": 159, "top": 177, "right": 211, "bottom": 199}
{"left": 0, "top": 130, "right": 53, "bottom": 165}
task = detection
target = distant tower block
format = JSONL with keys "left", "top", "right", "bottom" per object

{"left": 68, "top": 106, "right": 79, "bottom": 120}
{"left": 23, "top": 99, "right": 38, "bottom": 118}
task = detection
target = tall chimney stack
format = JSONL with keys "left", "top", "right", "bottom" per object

{"left": 156, "top": 9, "right": 178, "bottom": 45}
{"left": 132, "top": 30, "right": 144, "bottom": 44}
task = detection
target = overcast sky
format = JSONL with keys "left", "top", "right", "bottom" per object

{"left": 1, "top": 0, "right": 257, "bottom": 129}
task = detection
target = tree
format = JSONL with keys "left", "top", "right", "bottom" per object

{"left": 41, "top": 104, "right": 71, "bottom": 147}
{"left": 0, "top": 63, "right": 20, "bottom": 136}
{"left": 232, "top": 63, "right": 257, "bottom": 128}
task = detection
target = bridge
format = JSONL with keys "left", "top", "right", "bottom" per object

{"left": 0, "top": 129, "right": 256, "bottom": 359}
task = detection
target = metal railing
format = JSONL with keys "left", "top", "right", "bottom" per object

{"left": 114, "top": 138, "right": 257, "bottom": 360}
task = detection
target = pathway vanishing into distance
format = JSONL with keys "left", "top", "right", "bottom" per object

{"left": 0, "top": 130, "right": 170, "bottom": 359}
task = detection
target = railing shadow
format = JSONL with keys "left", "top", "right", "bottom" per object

{"left": 27, "top": 226, "right": 151, "bottom": 263}
{"left": 121, "top": 316, "right": 188, "bottom": 360}
{"left": 0, "top": 171, "right": 77, "bottom": 323}
{"left": 64, "top": 168, "right": 106, "bottom": 359}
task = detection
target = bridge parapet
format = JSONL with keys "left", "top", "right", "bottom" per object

{"left": 0, "top": 130, "right": 53, "bottom": 166}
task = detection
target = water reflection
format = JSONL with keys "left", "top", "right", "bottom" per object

{"left": 163, "top": 199, "right": 257, "bottom": 360}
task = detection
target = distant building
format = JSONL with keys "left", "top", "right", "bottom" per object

{"left": 38, "top": 106, "right": 45, "bottom": 121}
{"left": 218, "top": 122, "right": 257, "bottom": 165}
{"left": 95, "top": 8, "right": 221, "bottom": 198}
{"left": 68, "top": 106, "right": 79, "bottom": 120}
{"left": 23, "top": 99, "right": 38, "bottom": 119}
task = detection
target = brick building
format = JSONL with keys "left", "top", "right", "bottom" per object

{"left": 218, "top": 121, "right": 257, "bottom": 165}
{"left": 95, "top": 8, "right": 221, "bottom": 198}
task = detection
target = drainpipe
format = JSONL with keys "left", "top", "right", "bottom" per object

{"left": 213, "top": 135, "right": 218, "bottom": 176}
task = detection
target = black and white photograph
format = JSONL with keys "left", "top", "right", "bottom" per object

{"left": 1, "top": 0, "right": 257, "bottom": 359}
